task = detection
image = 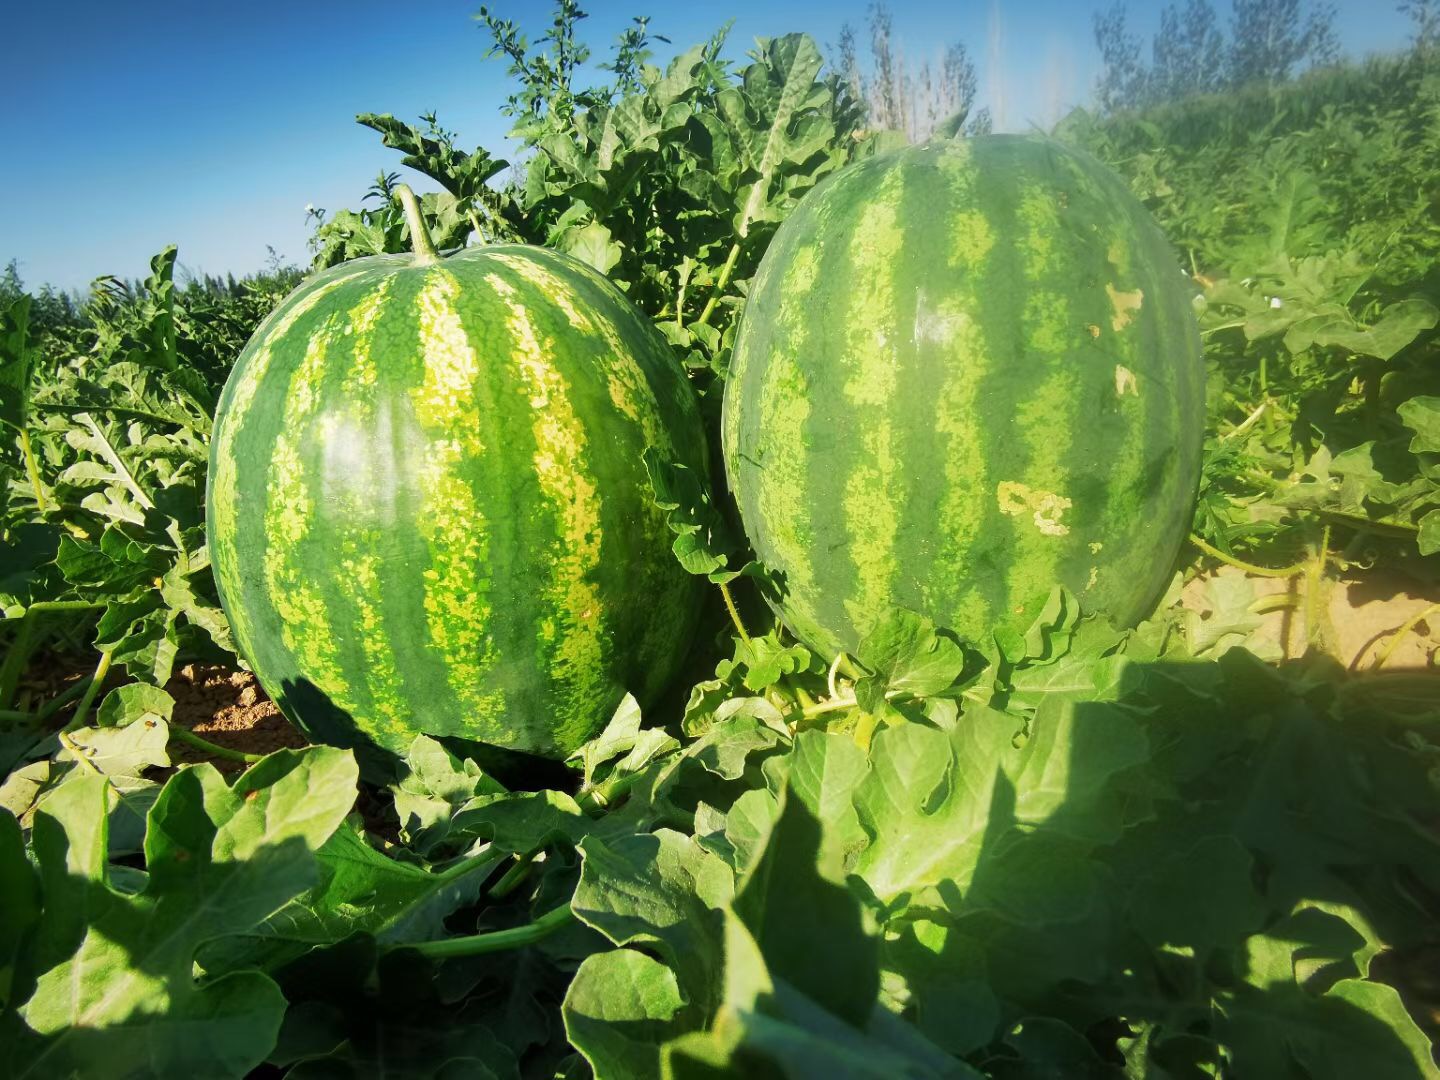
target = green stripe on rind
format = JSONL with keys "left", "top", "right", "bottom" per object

{"left": 324, "top": 275, "right": 417, "bottom": 741}
{"left": 1067, "top": 144, "right": 1204, "bottom": 623}
{"left": 997, "top": 177, "right": 1078, "bottom": 618}
{"left": 493, "top": 251, "right": 701, "bottom": 708}
{"left": 728, "top": 224, "right": 830, "bottom": 653}
{"left": 264, "top": 310, "right": 372, "bottom": 729}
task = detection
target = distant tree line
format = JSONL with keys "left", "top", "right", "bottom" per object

{"left": 1, "top": 262, "right": 86, "bottom": 339}
{"left": 834, "top": 2, "right": 992, "bottom": 142}
{"left": 830, "top": 0, "right": 1432, "bottom": 136}
{"left": 1094, "top": 0, "right": 1439, "bottom": 114}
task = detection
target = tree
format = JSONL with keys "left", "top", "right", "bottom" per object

{"left": 1151, "top": 0, "right": 1227, "bottom": 100}
{"left": 1226, "top": 0, "right": 1339, "bottom": 86}
{"left": 1094, "top": 3, "right": 1149, "bottom": 113}
{"left": 835, "top": 2, "right": 989, "bottom": 140}
{"left": 1093, "top": 0, "right": 1339, "bottom": 112}
{"left": 1399, "top": 0, "right": 1440, "bottom": 49}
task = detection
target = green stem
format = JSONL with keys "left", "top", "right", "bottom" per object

{"left": 1221, "top": 399, "right": 1270, "bottom": 442}
{"left": 38, "top": 676, "right": 94, "bottom": 721}
{"left": 62, "top": 647, "right": 114, "bottom": 732}
{"left": 803, "top": 693, "right": 858, "bottom": 718}
{"left": 393, "top": 184, "right": 441, "bottom": 264}
{"left": 1303, "top": 525, "right": 1332, "bottom": 652}
{"left": 0, "top": 613, "right": 39, "bottom": 712}
{"left": 852, "top": 708, "right": 880, "bottom": 751}
{"left": 826, "top": 652, "right": 846, "bottom": 700}
{"left": 1188, "top": 534, "right": 1311, "bottom": 578}
{"left": 0, "top": 709, "right": 34, "bottom": 723}
{"left": 719, "top": 581, "right": 750, "bottom": 646}
{"left": 487, "top": 852, "right": 536, "bottom": 900}
{"left": 396, "top": 904, "right": 575, "bottom": 959}
{"left": 578, "top": 766, "right": 650, "bottom": 813}
{"left": 1371, "top": 602, "right": 1440, "bottom": 672}
{"left": 168, "top": 725, "right": 264, "bottom": 764}
{"left": 696, "top": 240, "right": 742, "bottom": 328}
{"left": 57, "top": 728, "right": 103, "bottom": 775}
{"left": 436, "top": 850, "right": 503, "bottom": 885}
{"left": 18, "top": 429, "right": 47, "bottom": 512}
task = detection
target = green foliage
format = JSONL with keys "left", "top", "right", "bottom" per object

{"left": 1060, "top": 44, "right": 1440, "bottom": 571}
{"left": 0, "top": 247, "right": 300, "bottom": 773}
{"left": 2, "top": 5, "right": 1439, "bottom": 1078}
{"left": 317, "top": 9, "right": 863, "bottom": 394}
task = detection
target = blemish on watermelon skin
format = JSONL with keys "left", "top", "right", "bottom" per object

{"left": 1106, "top": 282, "right": 1145, "bottom": 331}
{"left": 996, "top": 481, "right": 1073, "bottom": 538}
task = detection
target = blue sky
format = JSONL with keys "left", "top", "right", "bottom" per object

{"left": 7, "top": 1, "right": 1415, "bottom": 292}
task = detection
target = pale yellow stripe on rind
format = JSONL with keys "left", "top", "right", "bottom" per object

{"left": 929, "top": 159, "right": 996, "bottom": 634}
{"left": 494, "top": 251, "right": 678, "bottom": 462}
{"left": 930, "top": 302, "right": 992, "bottom": 635}
{"left": 488, "top": 273, "right": 606, "bottom": 741}
{"left": 263, "top": 316, "right": 361, "bottom": 718}
{"left": 1002, "top": 182, "right": 1075, "bottom": 607}
{"left": 838, "top": 169, "right": 906, "bottom": 634}
{"left": 751, "top": 244, "right": 826, "bottom": 647}
{"left": 497, "top": 252, "right": 690, "bottom": 710}
{"left": 486, "top": 251, "right": 595, "bottom": 333}
{"left": 412, "top": 271, "right": 501, "bottom": 727}
{"left": 490, "top": 254, "right": 684, "bottom": 676}
{"left": 340, "top": 276, "right": 393, "bottom": 395}
{"left": 332, "top": 277, "right": 411, "bottom": 738}
{"left": 211, "top": 269, "right": 369, "bottom": 663}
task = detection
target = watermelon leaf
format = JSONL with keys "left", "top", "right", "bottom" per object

{"left": 853, "top": 607, "right": 967, "bottom": 705}
{"left": 3, "top": 748, "right": 358, "bottom": 1079}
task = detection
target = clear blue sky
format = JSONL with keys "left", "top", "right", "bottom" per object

{"left": 7, "top": 1, "right": 1414, "bottom": 292}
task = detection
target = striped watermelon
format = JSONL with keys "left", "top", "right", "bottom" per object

{"left": 207, "top": 238, "right": 706, "bottom": 759}
{"left": 722, "top": 134, "right": 1204, "bottom": 657}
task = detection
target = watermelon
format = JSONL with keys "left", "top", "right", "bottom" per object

{"left": 722, "top": 134, "right": 1205, "bottom": 657}
{"left": 207, "top": 214, "right": 706, "bottom": 759}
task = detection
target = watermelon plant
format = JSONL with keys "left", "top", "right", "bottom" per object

{"left": 208, "top": 186, "right": 708, "bottom": 759}
{"left": 724, "top": 134, "right": 1206, "bottom": 656}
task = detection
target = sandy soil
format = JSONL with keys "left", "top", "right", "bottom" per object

{"left": 1181, "top": 565, "right": 1440, "bottom": 670}
{"left": 164, "top": 664, "right": 307, "bottom": 770}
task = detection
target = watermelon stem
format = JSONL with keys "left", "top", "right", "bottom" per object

{"left": 695, "top": 241, "right": 742, "bottom": 328}
{"left": 1187, "top": 533, "right": 1312, "bottom": 578}
{"left": 396, "top": 903, "right": 575, "bottom": 958}
{"left": 1372, "top": 602, "right": 1440, "bottom": 671}
{"left": 62, "top": 646, "right": 115, "bottom": 733}
{"left": 168, "top": 725, "right": 264, "bottom": 764}
{"left": 719, "top": 581, "right": 751, "bottom": 646}
{"left": 393, "top": 184, "right": 441, "bottom": 264}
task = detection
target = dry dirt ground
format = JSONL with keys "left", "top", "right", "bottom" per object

{"left": 1182, "top": 565, "right": 1440, "bottom": 670}
{"left": 164, "top": 664, "right": 308, "bottom": 770}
